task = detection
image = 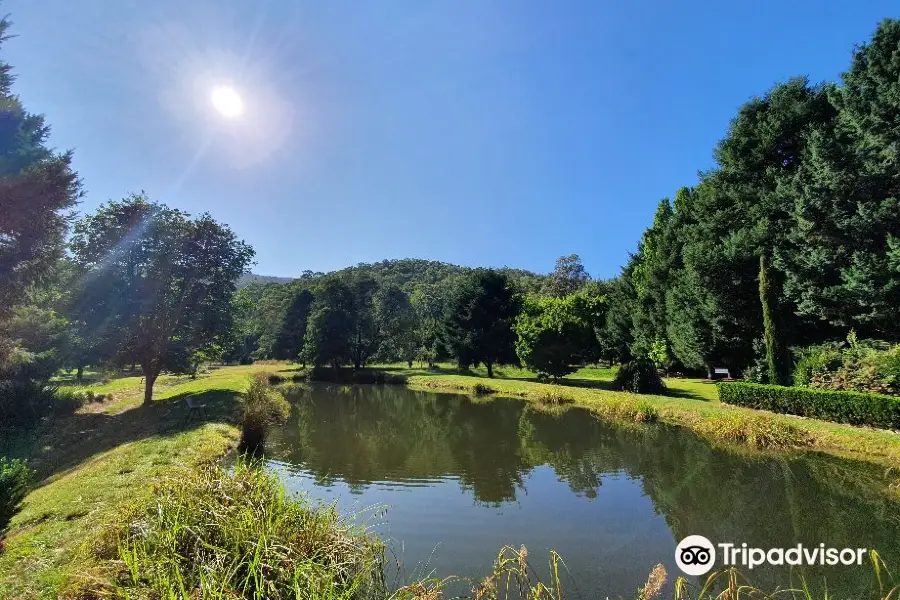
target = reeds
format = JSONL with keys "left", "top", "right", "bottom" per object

{"left": 84, "top": 461, "right": 388, "bottom": 600}
{"left": 694, "top": 412, "right": 809, "bottom": 449}
{"left": 239, "top": 373, "right": 291, "bottom": 454}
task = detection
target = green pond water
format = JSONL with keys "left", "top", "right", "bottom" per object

{"left": 262, "top": 383, "right": 900, "bottom": 597}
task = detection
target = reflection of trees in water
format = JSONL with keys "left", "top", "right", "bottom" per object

{"left": 270, "top": 385, "right": 900, "bottom": 594}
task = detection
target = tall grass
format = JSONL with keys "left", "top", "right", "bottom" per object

{"left": 693, "top": 412, "right": 809, "bottom": 449}
{"left": 79, "top": 462, "right": 390, "bottom": 600}
{"left": 239, "top": 373, "right": 291, "bottom": 454}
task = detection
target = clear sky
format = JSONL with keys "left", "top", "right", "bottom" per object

{"left": 5, "top": 1, "right": 897, "bottom": 279}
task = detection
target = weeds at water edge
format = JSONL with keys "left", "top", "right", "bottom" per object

{"left": 70, "top": 461, "right": 389, "bottom": 600}
{"left": 693, "top": 412, "right": 809, "bottom": 450}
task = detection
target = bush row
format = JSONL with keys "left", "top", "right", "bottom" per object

{"left": 719, "top": 381, "right": 900, "bottom": 430}
{"left": 0, "top": 380, "right": 110, "bottom": 427}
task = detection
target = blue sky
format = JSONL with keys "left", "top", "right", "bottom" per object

{"left": 5, "top": 1, "right": 897, "bottom": 279}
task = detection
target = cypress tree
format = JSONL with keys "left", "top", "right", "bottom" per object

{"left": 759, "top": 253, "right": 789, "bottom": 385}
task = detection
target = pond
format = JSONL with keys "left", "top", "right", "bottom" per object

{"left": 262, "top": 383, "right": 900, "bottom": 597}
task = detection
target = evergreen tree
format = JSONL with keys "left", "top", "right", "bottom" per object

{"left": 273, "top": 289, "right": 314, "bottom": 361}
{"left": 780, "top": 19, "right": 900, "bottom": 340}
{"left": 759, "top": 253, "right": 789, "bottom": 384}
{"left": 444, "top": 270, "right": 520, "bottom": 377}
{"left": 301, "top": 278, "right": 355, "bottom": 375}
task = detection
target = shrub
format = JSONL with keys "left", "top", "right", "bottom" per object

{"left": 0, "top": 457, "right": 32, "bottom": 535}
{"left": 633, "top": 400, "right": 659, "bottom": 423}
{"left": 719, "top": 381, "right": 900, "bottom": 430}
{"left": 535, "top": 389, "right": 573, "bottom": 406}
{"left": 86, "top": 462, "right": 387, "bottom": 599}
{"left": 239, "top": 375, "right": 291, "bottom": 453}
{"left": 612, "top": 360, "right": 665, "bottom": 395}
{"left": 794, "top": 336, "right": 900, "bottom": 396}
{"left": 793, "top": 343, "right": 843, "bottom": 387}
{"left": 50, "top": 388, "right": 88, "bottom": 415}
{"left": 472, "top": 382, "right": 495, "bottom": 396}
{"left": 0, "top": 380, "right": 83, "bottom": 426}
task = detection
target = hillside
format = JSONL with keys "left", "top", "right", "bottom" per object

{"left": 236, "top": 273, "right": 295, "bottom": 288}
{"left": 239, "top": 258, "right": 547, "bottom": 293}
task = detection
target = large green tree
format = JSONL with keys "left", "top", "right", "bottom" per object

{"left": 779, "top": 19, "right": 900, "bottom": 340}
{"left": 273, "top": 289, "right": 314, "bottom": 361}
{"left": 373, "top": 284, "right": 418, "bottom": 366}
{"left": 515, "top": 292, "right": 604, "bottom": 380}
{"left": 70, "top": 194, "right": 254, "bottom": 404}
{"left": 0, "top": 17, "right": 81, "bottom": 318}
{"left": 444, "top": 270, "right": 521, "bottom": 377}
{"left": 301, "top": 278, "right": 355, "bottom": 375}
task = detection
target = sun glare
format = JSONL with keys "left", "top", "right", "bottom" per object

{"left": 211, "top": 85, "right": 244, "bottom": 118}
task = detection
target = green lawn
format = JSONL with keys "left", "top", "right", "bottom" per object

{"left": 0, "top": 363, "right": 290, "bottom": 599}
{"left": 370, "top": 362, "right": 719, "bottom": 401}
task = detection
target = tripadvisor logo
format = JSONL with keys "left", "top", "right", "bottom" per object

{"left": 675, "top": 536, "right": 868, "bottom": 576}
{"left": 676, "top": 536, "right": 715, "bottom": 576}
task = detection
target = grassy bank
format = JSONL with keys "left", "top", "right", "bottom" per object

{"left": 0, "top": 364, "right": 283, "bottom": 599}
{"left": 398, "top": 368, "right": 900, "bottom": 474}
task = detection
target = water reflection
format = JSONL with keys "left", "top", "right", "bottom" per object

{"left": 264, "top": 384, "right": 900, "bottom": 596}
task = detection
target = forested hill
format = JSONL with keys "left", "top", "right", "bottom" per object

{"left": 238, "top": 258, "right": 547, "bottom": 293}
{"left": 236, "top": 274, "right": 295, "bottom": 287}
{"left": 230, "top": 258, "right": 551, "bottom": 362}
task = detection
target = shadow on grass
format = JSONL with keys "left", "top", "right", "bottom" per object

{"left": 1, "top": 389, "right": 241, "bottom": 484}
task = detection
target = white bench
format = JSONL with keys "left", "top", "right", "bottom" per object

{"left": 713, "top": 368, "right": 731, "bottom": 379}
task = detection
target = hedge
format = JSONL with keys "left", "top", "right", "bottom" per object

{"left": 718, "top": 382, "right": 900, "bottom": 430}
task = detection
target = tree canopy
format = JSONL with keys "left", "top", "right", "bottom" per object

{"left": 70, "top": 194, "right": 254, "bottom": 403}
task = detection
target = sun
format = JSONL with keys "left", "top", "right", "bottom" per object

{"left": 210, "top": 85, "right": 244, "bottom": 118}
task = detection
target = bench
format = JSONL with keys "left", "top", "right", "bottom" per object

{"left": 713, "top": 367, "right": 731, "bottom": 380}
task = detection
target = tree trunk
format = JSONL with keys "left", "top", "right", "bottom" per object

{"left": 486, "top": 361, "right": 494, "bottom": 378}
{"left": 142, "top": 365, "right": 157, "bottom": 406}
{"left": 706, "top": 364, "right": 714, "bottom": 380}
{"left": 407, "top": 360, "right": 413, "bottom": 368}
{"left": 76, "top": 365, "right": 84, "bottom": 381}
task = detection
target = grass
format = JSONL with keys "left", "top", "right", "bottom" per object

{"left": 386, "top": 364, "right": 900, "bottom": 473}
{"left": 3, "top": 361, "right": 900, "bottom": 598}
{"left": 73, "top": 461, "right": 392, "bottom": 600}
{"left": 0, "top": 363, "right": 285, "bottom": 599}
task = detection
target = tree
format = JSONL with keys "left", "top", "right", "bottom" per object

{"left": 759, "top": 253, "right": 790, "bottom": 384}
{"left": 0, "top": 17, "right": 81, "bottom": 319}
{"left": 373, "top": 285, "right": 418, "bottom": 367}
{"left": 410, "top": 283, "right": 451, "bottom": 367}
{"left": 301, "top": 278, "right": 355, "bottom": 375}
{"left": 220, "top": 288, "right": 260, "bottom": 364}
{"left": 543, "top": 254, "right": 590, "bottom": 298}
{"left": 598, "top": 263, "right": 637, "bottom": 364}
{"left": 70, "top": 194, "right": 254, "bottom": 404}
{"left": 779, "top": 19, "right": 900, "bottom": 340}
{"left": 346, "top": 273, "right": 379, "bottom": 368}
{"left": 515, "top": 293, "right": 603, "bottom": 380}
{"left": 273, "top": 289, "right": 314, "bottom": 361}
{"left": 444, "top": 270, "right": 521, "bottom": 378}
{"left": 630, "top": 199, "right": 679, "bottom": 358}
